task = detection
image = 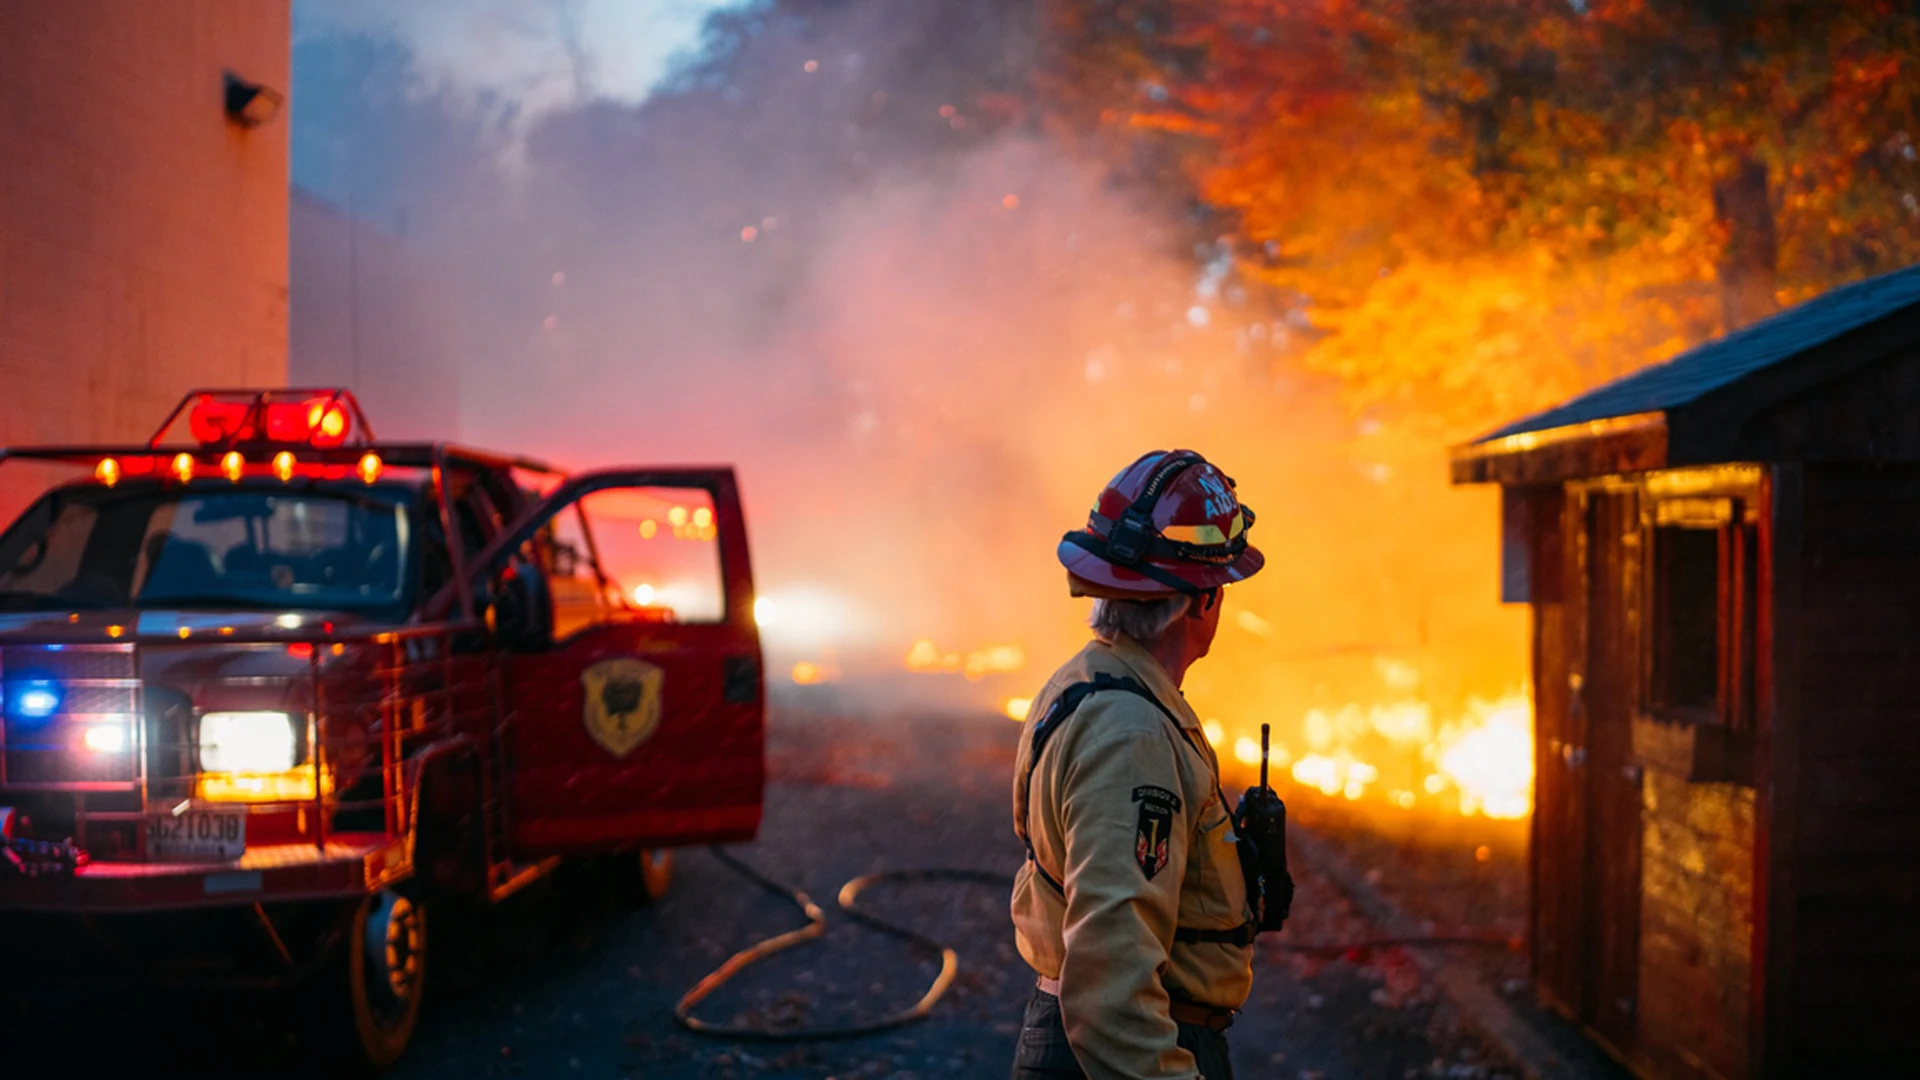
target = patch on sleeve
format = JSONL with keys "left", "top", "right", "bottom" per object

{"left": 1132, "top": 785, "right": 1180, "bottom": 880}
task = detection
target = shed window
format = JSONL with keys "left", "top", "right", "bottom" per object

{"left": 1651, "top": 528, "right": 1719, "bottom": 712}
{"left": 1646, "top": 498, "right": 1758, "bottom": 734}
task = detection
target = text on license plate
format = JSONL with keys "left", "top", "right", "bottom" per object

{"left": 148, "top": 808, "right": 247, "bottom": 861}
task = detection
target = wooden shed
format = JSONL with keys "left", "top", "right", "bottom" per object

{"left": 1452, "top": 264, "right": 1920, "bottom": 1079}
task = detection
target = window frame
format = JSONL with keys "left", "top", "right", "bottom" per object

{"left": 1636, "top": 467, "right": 1768, "bottom": 785}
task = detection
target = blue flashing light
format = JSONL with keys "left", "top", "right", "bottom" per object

{"left": 8, "top": 680, "right": 63, "bottom": 722}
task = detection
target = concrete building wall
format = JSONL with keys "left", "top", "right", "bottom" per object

{"left": 0, "top": 0, "right": 290, "bottom": 451}
{"left": 290, "top": 191, "right": 462, "bottom": 440}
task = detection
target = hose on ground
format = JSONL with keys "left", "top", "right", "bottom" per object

{"left": 674, "top": 846, "right": 1515, "bottom": 1043}
{"left": 673, "top": 847, "right": 1010, "bottom": 1041}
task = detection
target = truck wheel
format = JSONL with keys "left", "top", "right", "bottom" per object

{"left": 303, "top": 889, "right": 427, "bottom": 1073}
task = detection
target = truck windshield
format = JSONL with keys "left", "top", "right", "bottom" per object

{"left": 0, "top": 483, "right": 412, "bottom": 614}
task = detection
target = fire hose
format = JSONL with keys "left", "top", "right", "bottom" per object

{"left": 673, "top": 846, "right": 1517, "bottom": 1042}
{"left": 674, "top": 846, "right": 1012, "bottom": 1041}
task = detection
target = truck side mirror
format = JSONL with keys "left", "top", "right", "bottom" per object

{"left": 491, "top": 560, "right": 554, "bottom": 653}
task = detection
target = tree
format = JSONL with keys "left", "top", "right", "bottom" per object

{"left": 1044, "top": 0, "right": 1920, "bottom": 429}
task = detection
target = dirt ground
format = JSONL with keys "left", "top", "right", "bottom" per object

{"left": 5, "top": 702, "right": 1533, "bottom": 1079}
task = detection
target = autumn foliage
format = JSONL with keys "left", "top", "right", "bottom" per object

{"left": 1046, "top": 0, "right": 1920, "bottom": 433}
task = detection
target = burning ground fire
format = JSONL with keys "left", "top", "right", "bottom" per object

{"left": 1241, "top": 691, "right": 1535, "bottom": 820}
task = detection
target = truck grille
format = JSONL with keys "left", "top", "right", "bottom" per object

{"left": 1, "top": 644, "right": 141, "bottom": 788}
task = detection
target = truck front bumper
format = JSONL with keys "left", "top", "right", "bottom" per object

{"left": 0, "top": 834, "right": 410, "bottom": 912}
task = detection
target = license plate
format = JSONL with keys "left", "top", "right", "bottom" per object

{"left": 148, "top": 807, "right": 247, "bottom": 862}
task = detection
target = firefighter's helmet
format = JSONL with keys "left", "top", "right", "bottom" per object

{"left": 1058, "top": 449, "right": 1264, "bottom": 598}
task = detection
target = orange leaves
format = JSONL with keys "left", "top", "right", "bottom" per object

{"left": 1043, "top": 0, "right": 1920, "bottom": 425}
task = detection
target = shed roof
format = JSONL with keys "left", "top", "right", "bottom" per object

{"left": 1453, "top": 262, "right": 1920, "bottom": 485}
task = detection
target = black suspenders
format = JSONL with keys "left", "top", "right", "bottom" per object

{"left": 1017, "top": 673, "right": 1257, "bottom": 948}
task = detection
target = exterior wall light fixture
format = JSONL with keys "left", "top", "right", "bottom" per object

{"left": 224, "top": 71, "right": 284, "bottom": 127}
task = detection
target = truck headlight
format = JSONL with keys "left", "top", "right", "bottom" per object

{"left": 198, "top": 711, "right": 298, "bottom": 773}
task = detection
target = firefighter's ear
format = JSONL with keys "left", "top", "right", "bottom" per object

{"left": 1186, "top": 590, "right": 1219, "bottom": 618}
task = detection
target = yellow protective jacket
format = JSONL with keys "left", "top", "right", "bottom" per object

{"left": 1010, "top": 633, "right": 1255, "bottom": 1080}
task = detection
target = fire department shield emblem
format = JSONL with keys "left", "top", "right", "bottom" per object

{"left": 582, "top": 658, "right": 665, "bottom": 758}
{"left": 1132, "top": 785, "right": 1180, "bottom": 880}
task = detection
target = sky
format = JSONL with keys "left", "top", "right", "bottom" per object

{"left": 293, "top": 0, "right": 746, "bottom": 124}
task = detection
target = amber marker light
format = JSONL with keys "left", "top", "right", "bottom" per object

{"left": 221, "top": 451, "right": 245, "bottom": 482}
{"left": 357, "top": 452, "right": 383, "bottom": 484}
{"left": 171, "top": 453, "right": 195, "bottom": 483}
{"left": 272, "top": 451, "right": 296, "bottom": 481}
{"left": 95, "top": 458, "right": 122, "bottom": 487}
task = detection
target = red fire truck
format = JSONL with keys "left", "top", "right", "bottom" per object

{"left": 0, "top": 389, "right": 765, "bottom": 1069}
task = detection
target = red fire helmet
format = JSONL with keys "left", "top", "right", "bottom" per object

{"left": 1058, "top": 449, "right": 1264, "bottom": 598}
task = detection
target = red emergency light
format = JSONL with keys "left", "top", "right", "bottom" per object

{"left": 137, "top": 389, "right": 374, "bottom": 452}
{"left": 183, "top": 394, "right": 355, "bottom": 448}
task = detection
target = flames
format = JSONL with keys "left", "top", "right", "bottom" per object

{"left": 1204, "top": 688, "right": 1534, "bottom": 820}
{"left": 905, "top": 639, "right": 1028, "bottom": 681}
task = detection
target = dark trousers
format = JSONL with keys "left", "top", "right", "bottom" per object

{"left": 1010, "top": 988, "right": 1235, "bottom": 1080}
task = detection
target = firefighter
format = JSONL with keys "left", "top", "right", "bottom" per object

{"left": 1010, "top": 449, "right": 1265, "bottom": 1080}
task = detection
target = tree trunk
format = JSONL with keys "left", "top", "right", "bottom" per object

{"left": 1712, "top": 152, "right": 1779, "bottom": 330}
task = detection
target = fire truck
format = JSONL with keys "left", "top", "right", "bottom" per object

{"left": 0, "top": 390, "right": 765, "bottom": 1069}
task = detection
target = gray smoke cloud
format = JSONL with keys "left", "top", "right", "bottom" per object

{"left": 292, "top": 0, "right": 1521, "bottom": 722}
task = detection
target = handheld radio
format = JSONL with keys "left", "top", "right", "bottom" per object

{"left": 1232, "top": 723, "right": 1294, "bottom": 932}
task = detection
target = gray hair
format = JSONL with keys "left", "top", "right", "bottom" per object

{"left": 1089, "top": 596, "right": 1192, "bottom": 644}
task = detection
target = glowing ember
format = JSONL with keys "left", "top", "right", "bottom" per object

{"left": 1290, "top": 753, "right": 1379, "bottom": 800}
{"left": 1233, "top": 736, "right": 1262, "bottom": 766}
{"left": 905, "top": 639, "right": 949, "bottom": 670}
{"left": 965, "top": 644, "right": 1027, "bottom": 680}
{"left": 904, "top": 639, "right": 1028, "bottom": 681}
{"left": 1004, "top": 697, "right": 1033, "bottom": 722}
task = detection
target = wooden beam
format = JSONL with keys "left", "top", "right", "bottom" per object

{"left": 1755, "top": 463, "right": 1803, "bottom": 1077}
{"left": 1452, "top": 414, "right": 1669, "bottom": 487}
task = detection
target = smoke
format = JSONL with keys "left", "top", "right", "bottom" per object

{"left": 293, "top": 0, "right": 1525, "bottom": 725}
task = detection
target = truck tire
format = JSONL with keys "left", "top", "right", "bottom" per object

{"left": 303, "top": 889, "right": 427, "bottom": 1073}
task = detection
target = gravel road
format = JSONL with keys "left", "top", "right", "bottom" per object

{"left": 6, "top": 702, "right": 1524, "bottom": 1079}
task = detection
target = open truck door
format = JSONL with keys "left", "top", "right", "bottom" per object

{"left": 469, "top": 467, "right": 764, "bottom": 857}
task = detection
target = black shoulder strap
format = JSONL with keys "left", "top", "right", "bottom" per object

{"left": 1017, "top": 675, "right": 1238, "bottom": 896}
{"left": 1016, "top": 675, "right": 1127, "bottom": 894}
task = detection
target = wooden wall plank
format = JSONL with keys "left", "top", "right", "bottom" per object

{"left": 1530, "top": 487, "right": 1586, "bottom": 1014}
{"left": 1780, "top": 463, "right": 1920, "bottom": 1069}
{"left": 1755, "top": 463, "right": 1803, "bottom": 1078}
